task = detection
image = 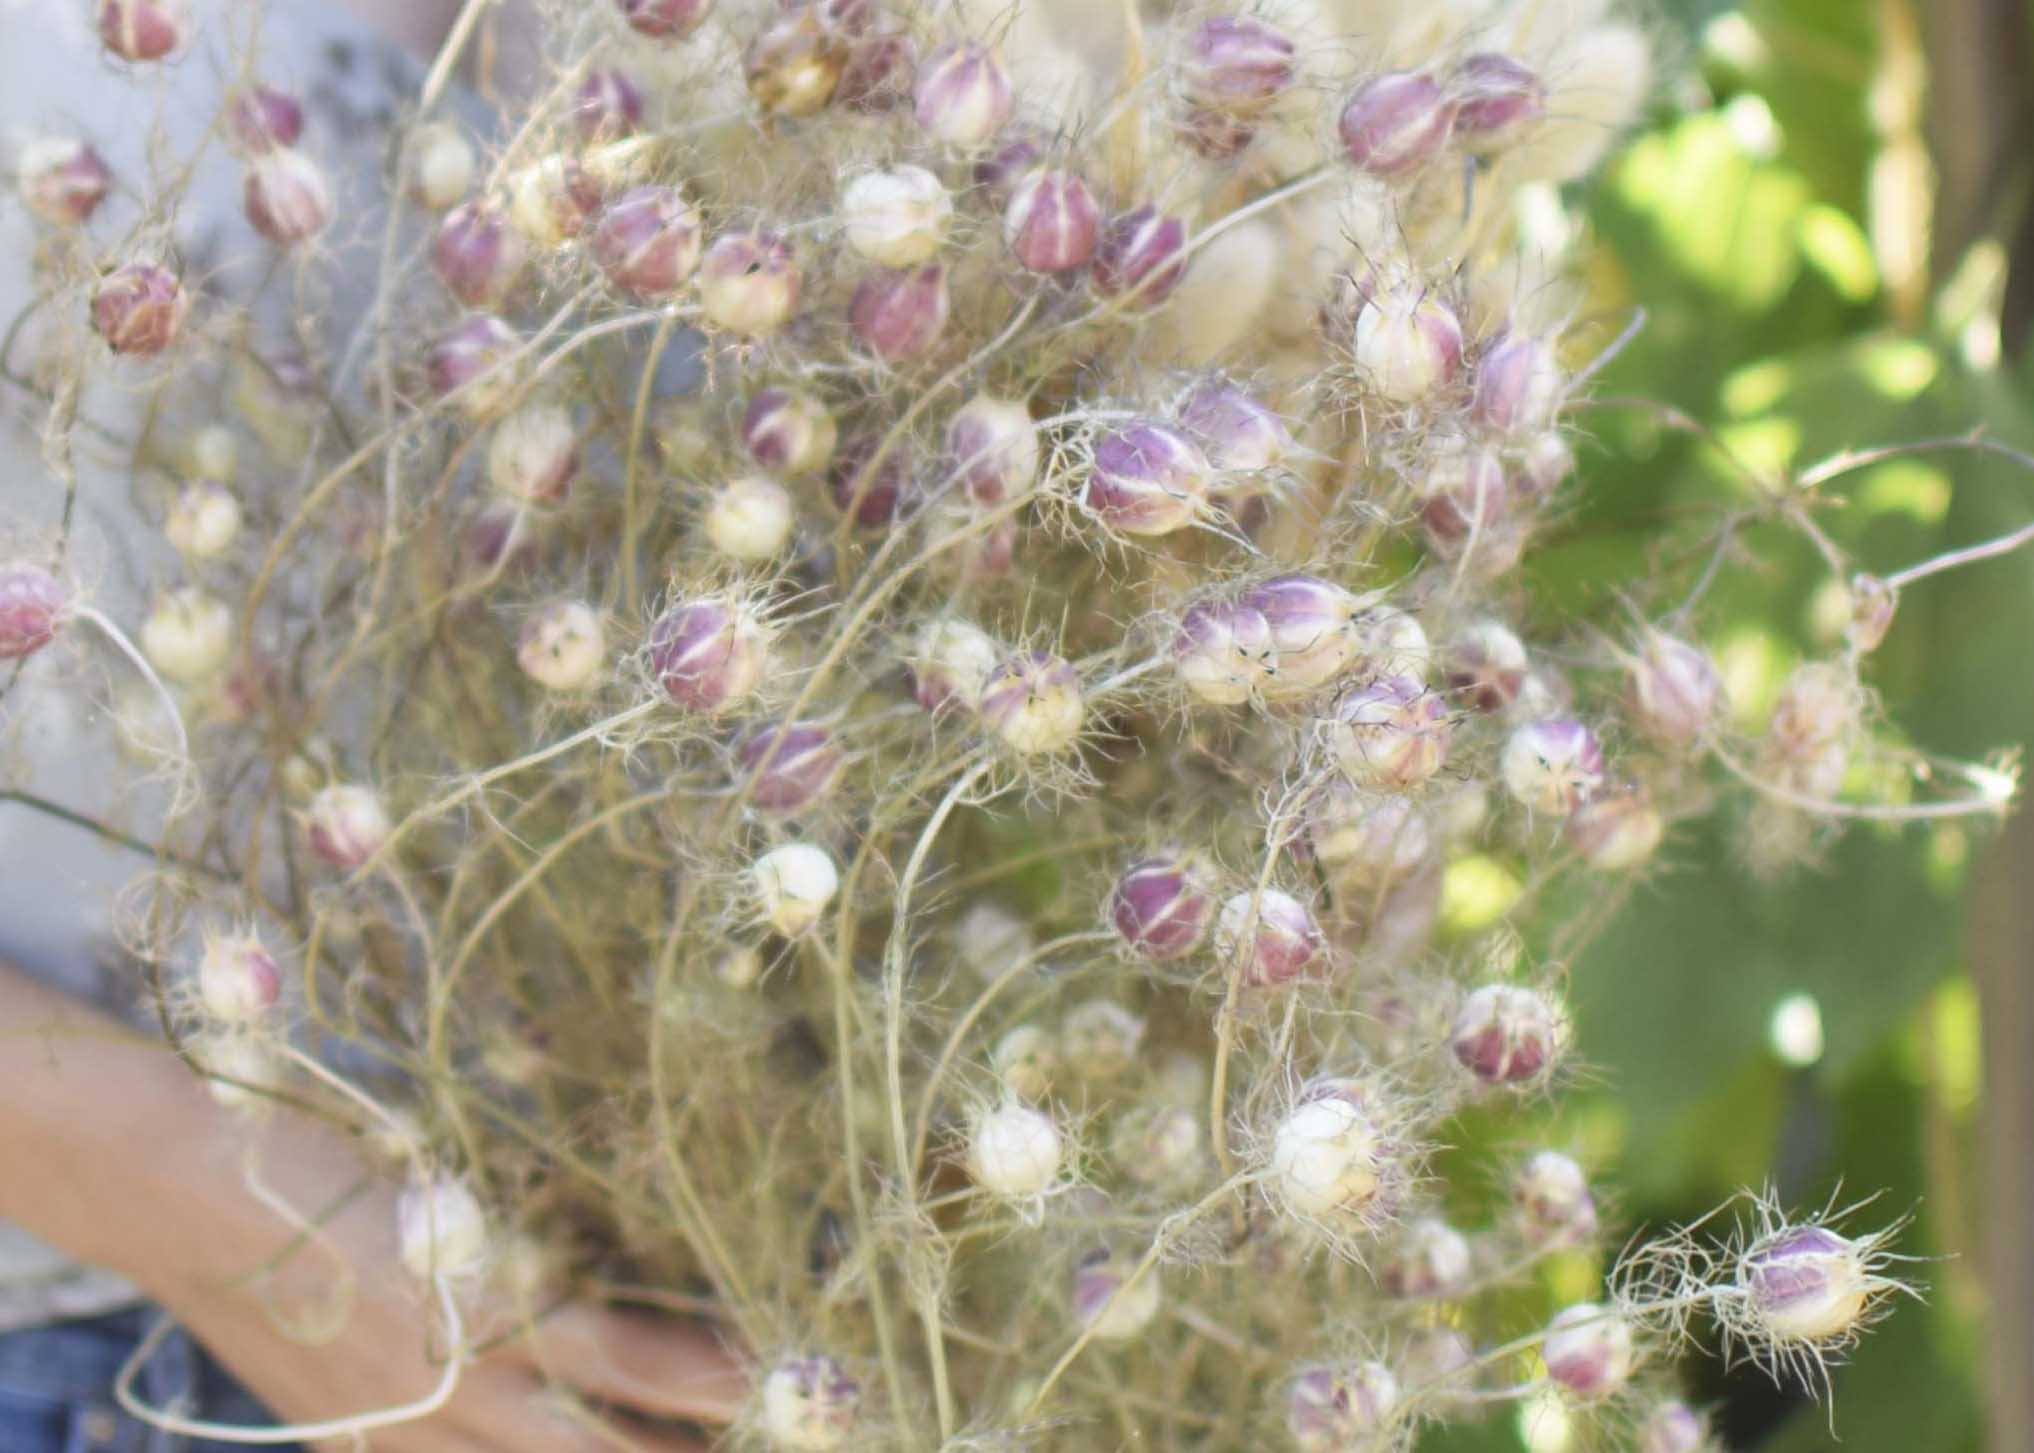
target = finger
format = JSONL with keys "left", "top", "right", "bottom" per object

{"left": 512, "top": 1301, "right": 748, "bottom": 1425}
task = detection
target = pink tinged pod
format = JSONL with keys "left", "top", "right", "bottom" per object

{"left": 91, "top": 263, "right": 188, "bottom": 356}
{"left": 1173, "top": 599, "right": 1275, "bottom": 705}
{"left": 198, "top": 933, "right": 282, "bottom": 1024}
{"left": 426, "top": 314, "right": 519, "bottom": 410}
{"left": 975, "top": 131, "right": 1046, "bottom": 200}
{"left": 739, "top": 721, "right": 844, "bottom": 816}
{"left": 648, "top": 600, "right": 770, "bottom": 713}
{"left": 1473, "top": 331, "right": 1563, "bottom": 433}
{"left": 1071, "top": 1247, "right": 1161, "bottom": 1341}
{"left": 744, "top": 12, "right": 849, "bottom": 117}
{"left": 943, "top": 396, "right": 1039, "bottom": 505}
{"left": 243, "top": 148, "right": 333, "bottom": 245}
{"left": 229, "top": 85, "right": 304, "bottom": 152}
{"left": 1178, "top": 381, "right": 1291, "bottom": 472}
{"left": 1003, "top": 168, "right": 1102, "bottom": 273}
{"left": 1451, "top": 53, "right": 1545, "bottom": 149}
{"left": 836, "top": 25, "right": 917, "bottom": 112}
{"left": 1243, "top": 574, "right": 1361, "bottom": 692}
{"left": 1215, "top": 888, "right": 1325, "bottom": 987}
{"left": 574, "top": 67, "right": 644, "bottom": 142}
{"left": 18, "top": 139, "right": 113, "bottom": 226}
{"left": 1514, "top": 1149, "right": 1598, "bottom": 1243}
{"left": 1091, "top": 205, "right": 1188, "bottom": 306}
{"left": 1522, "top": 431, "right": 1575, "bottom": 495}
{"left": 1566, "top": 786, "right": 1664, "bottom": 871}
{"left": 617, "top": 0, "right": 714, "bottom": 40}
{"left": 1330, "top": 675, "right": 1451, "bottom": 789}
{"left": 979, "top": 651, "right": 1083, "bottom": 755}
{"left": 1445, "top": 621, "right": 1527, "bottom": 712}
{"left": 1338, "top": 71, "right": 1455, "bottom": 176}
{"left": 1181, "top": 16, "right": 1296, "bottom": 111}
{"left": 1109, "top": 855, "right": 1214, "bottom": 961}
{"left": 1542, "top": 1303, "right": 1634, "bottom": 1400}
{"left": 1420, "top": 446, "right": 1511, "bottom": 549}
{"left": 699, "top": 230, "right": 801, "bottom": 336}
{"left": 1740, "top": 1225, "right": 1874, "bottom": 1341}
{"left": 912, "top": 42, "right": 1013, "bottom": 146}
{"left": 1287, "top": 1363, "right": 1398, "bottom": 1453}
{"left": 1500, "top": 715, "right": 1605, "bottom": 813}
{"left": 1081, "top": 421, "right": 1212, "bottom": 535}
{"left": 1379, "top": 1216, "right": 1473, "bottom": 1299}
{"left": 1628, "top": 632, "right": 1722, "bottom": 747}
{"left": 743, "top": 387, "right": 837, "bottom": 476}
{"left": 1352, "top": 284, "right": 1463, "bottom": 402}
{"left": 433, "top": 201, "right": 526, "bottom": 307}
{"left": 1450, "top": 983, "right": 1563, "bottom": 1086}
{"left": 305, "top": 784, "right": 392, "bottom": 870}
{"left": 592, "top": 185, "right": 703, "bottom": 298}
{"left": 760, "top": 1355, "right": 861, "bottom": 1450}
{"left": 99, "top": 0, "right": 186, "bottom": 61}
{"left": 1638, "top": 1402, "right": 1708, "bottom": 1453}
{"left": 827, "top": 433, "right": 915, "bottom": 529}
{"left": 0, "top": 563, "right": 68, "bottom": 660}
{"left": 849, "top": 264, "right": 950, "bottom": 361}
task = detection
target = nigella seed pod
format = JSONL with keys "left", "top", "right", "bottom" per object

{"left": 1338, "top": 71, "right": 1454, "bottom": 176}
{"left": 1768, "top": 661, "right": 1858, "bottom": 760}
{"left": 141, "top": 587, "right": 232, "bottom": 682}
{"left": 306, "top": 784, "right": 392, "bottom": 870}
{"left": 592, "top": 185, "right": 703, "bottom": 298}
{"left": 943, "top": 395, "right": 1039, "bottom": 505}
{"left": 617, "top": 0, "right": 713, "bottom": 40}
{"left": 1003, "top": 168, "right": 1102, "bottom": 273}
{"left": 704, "top": 475, "right": 796, "bottom": 562}
{"left": 1287, "top": 1363, "right": 1398, "bottom": 1453}
{"left": 516, "top": 600, "right": 604, "bottom": 692}
{"left": 738, "top": 721, "right": 844, "bottom": 816}
{"left": 1500, "top": 716, "right": 1605, "bottom": 813}
{"left": 228, "top": 85, "right": 304, "bottom": 152}
{"left": 1178, "top": 105, "right": 1258, "bottom": 160}
{"left": 165, "top": 480, "right": 242, "bottom": 558}
{"left": 243, "top": 148, "right": 333, "bottom": 245}
{"left": 1180, "top": 17, "right": 1296, "bottom": 113}
{"left": 426, "top": 314, "right": 520, "bottom": 416}
{"left": 991, "top": 1024, "right": 1057, "bottom": 1100}
{"left": 91, "top": 262, "right": 188, "bottom": 357}
{"left": 1445, "top": 621, "right": 1528, "bottom": 712}
{"left": 1847, "top": 573, "right": 1898, "bottom": 653}
{"left": 0, "top": 563, "right": 68, "bottom": 660}
{"left": 979, "top": 651, "right": 1083, "bottom": 755}
{"left": 395, "top": 1176, "right": 490, "bottom": 1281}
{"left": 744, "top": 11, "right": 848, "bottom": 117}
{"left": 487, "top": 403, "right": 578, "bottom": 504}
{"left": 574, "top": 67, "right": 644, "bottom": 142}
{"left": 1177, "top": 380, "right": 1292, "bottom": 472}
{"left": 1542, "top": 1303, "right": 1635, "bottom": 1400}
{"left": 1473, "top": 331, "right": 1563, "bottom": 434}
{"left": 1638, "top": 1401, "right": 1709, "bottom": 1453}
{"left": 197, "top": 930, "right": 282, "bottom": 1024}
{"left": 1628, "top": 631, "right": 1722, "bottom": 748}
{"left": 1738, "top": 1224, "right": 1877, "bottom": 1341}
{"left": 699, "top": 230, "right": 801, "bottom": 336}
{"left": 835, "top": 24, "right": 917, "bottom": 112}
{"left": 967, "top": 1101, "right": 1062, "bottom": 1196}
{"left": 1352, "top": 282, "right": 1463, "bottom": 403}
{"left": 1513, "top": 1150, "right": 1598, "bottom": 1244}
{"left": 907, "top": 618, "right": 1000, "bottom": 714}
{"left": 1112, "top": 1105, "right": 1202, "bottom": 1185}
{"left": 1330, "top": 675, "right": 1452, "bottom": 790}
{"left": 1450, "top": 984, "right": 1565, "bottom": 1086}
{"left": 1380, "top": 1216, "right": 1473, "bottom": 1299}
{"left": 1420, "top": 445, "right": 1511, "bottom": 550}
{"left": 1173, "top": 599, "right": 1275, "bottom": 706}
{"left": 1522, "top": 431, "right": 1576, "bottom": 495}
{"left": 1060, "top": 999, "right": 1145, "bottom": 1080}
{"left": 760, "top": 1355, "right": 861, "bottom": 1451}
{"left": 1567, "top": 787, "right": 1664, "bottom": 871}
{"left": 1071, "top": 1248, "right": 1161, "bottom": 1341}
{"left": 18, "top": 138, "right": 113, "bottom": 226}
{"left": 752, "top": 842, "right": 839, "bottom": 937}
{"left": 508, "top": 157, "right": 602, "bottom": 247}
{"left": 1109, "top": 854, "right": 1215, "bottom": 962}
{"left": 1215, "top": 888, "right": 1325, "bottom": 987}
{"left": 913, "top": 42, "right": 1013, "bottom": 147}
{"left": 1400, "top": 1328, "right": 1475, "bottom": 1394}
{"left": 407, "top": 122, "right": 476, "bottom": 211}
{"left": 648, "top": 598, "right": 772, "bottom": 714}
{"left": 433, "top": 201, "right": 526, "bottom": 308}
{"left": 743, "top": 387, "right": 837, "bottom": 477}
{"left": 848, "top": 264, "right": 950, "bottom": 361}
{"left": 1307, "top": 782, "right": 1431, "bottom": 881}
{"left": 974, "top": 131, "right": 1045, "bottom": 200}
{"left": 1081, "top": 421, "right": 1212, "bottom": 535}
{"left": 1271, "top": 1078, "right": 1385, "bottom": 1218}
{"left": 1244, "top": 575, "right": 1361, "bottom": 694}
{"left": 1451, "top": 53, "right": 1545, "bottom": 150}
{"left": 841, "top": 165, "right": 951, "bottom": 266}
{"left": 1090, "top": 205, "right": 1188, "bottom": 307}
{"left": 99, "top": 0, "right": 187, "bottom": 61}
{"left": 826, "top": 433, "right": 915, "bottom": 529}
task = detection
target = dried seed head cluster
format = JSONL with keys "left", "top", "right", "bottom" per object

{"left": 6, "top": 0, "right": 2001, "bottom": 1447}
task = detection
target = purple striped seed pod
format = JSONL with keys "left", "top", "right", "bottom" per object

{"left": 1450, "top": 53, "right": 1545, "bottom": 150}
{"left": 1379, "top": 1217, "right": 1473, "bottom": 1300}
{"left": 1352, "top": 283, "right": 1463, "bottom": 403}
{"left": 1627, "top": 631, "right": 1723, "bottom": 748}
{"left": 426, "top": 314, "right": 520, "bottom": 414}
{"left": 699, "top": 230, "right": 801, "bottom": 336}
{"left": 91, "top": 262, "right": 188, "bottom": 357}
{"left": 1071, "top": 1247, "right": 1162, "bottom": 1340}
{"left": 243, "top": 149, "right": 333, "bottom": 245}
{"left": 228, "top": 85, "right": 304, "bottom": 152}
{"left": 1173, "top": 599, "right": 1276, "bottom": 706}
{"left": 1513, "top": 1150, "right": 1597, "bottom": 1244}
{"left": 836, "top": 24, "right": 917, "bottom": 111}
{"left": 979, "top": 651, "right": 1083, "bottom": 755}
{"left": 1473, "top": 331, "right": 1563, "bottom": 434}
{"left": 1178, "top": 380, "right": 1292, "bottom": 472}
{"left": 1215, "top": 888, "right": 1325, "bottom": 988}
{"left": 1180, "top": 16, "right": 1296, "bottom": 112}
{"left": 908, "top": 618, "right": 1000, "bottom": 714}
{"left": 592, "top": 185, "right": 703, "bottom": 298}
{"left": 1330, "top": 675, "right": 1451, "bottom": 789}
{"left": 1287, "top": 1363, "right": 1398, "bottom": 1453}
{"left": 1081, "top": 421, "right": 1212, "bottom": 535}
{"left": 1091, "top": 205, "right": 1188, "bottom": 306}
{"left": 1444, "top": 621, "right": 1527, "bottom": 713}
{"left": 1003, "top": 168, "right": 1102, "bottom": 273}
{"left": 18, "top": 139, "right": 113, "bottom": 226}
{"left": 617, "top": 0, "right": 714, "bottom": 40}
{"left": 648, "top": 599, "right": 772, "bottom": 714}
{"left": 0, "top": 563, "right": 67, "bottom": 661}
{"left": 1566, "top": 787, "right": 1665, "bottom": 872}
{"left": 1243, "top": 574, "right": 1361, "bottom": 695}
{"left": 305, "top": 784, "right": 392, "bottom": 871}
{"left": 827, "top": 433, "right": 916, "bottom": 529}
{"left": 760, "top": 1356, "right": 862, "bottom": 1450}
{"left": 975, "top": 130, "right": 1046, "bottom": 200}
{"left": 1499, "top": 716, "right": 1605, "bottom": 813}
{"left": 849, "top": 264, "right": 950, "bottom": 361}
{"left": 433, "top": 201, "right": 526, "bottom": 308}
{"left": 742, "top": 387, "right": 838, "bottom": 477}
{"left": 1109, "top": 854, "right": 1215, "bottom": 961}
{"left": 1542, "top": 1304, "right": 1634, "bottom": 1400}
{"left": 574, "top": 67, "right": 644, "bottom": 142}
{"left": 1419, "top": 447, "right": 1511, "bottom": 551}
{"left": 739, "top": 721, "right": 845, "bottom": 815}
{"left": 1739, "top": 1225, "right": 1874, "bottom": 1342}
{"left": 99, "top": 0, "right": 186, "bottom": 61}
{"left": 1337, "top": 71, "right": 1454, "bottom": 176}
{"left": 913, "top": 42, "right": 1013, "bottom": 146}
{"left": 1450, "top": 984, "right": 1564, "bottom": 1086}
{"left": 943, "top": 395, "right": 1039, "bottom": 505}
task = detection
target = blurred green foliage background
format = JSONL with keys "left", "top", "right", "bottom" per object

{"left": 1422, "top": 1, "right": 2034, "bottom": 1447}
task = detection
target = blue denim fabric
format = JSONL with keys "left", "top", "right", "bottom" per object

{"left": 0, "top": 1308, "right": 298, "bottom": 1453}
